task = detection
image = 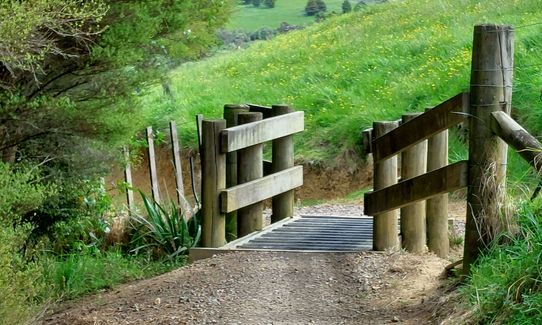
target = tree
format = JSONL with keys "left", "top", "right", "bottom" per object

{"left": 342, "top": 0, "right": 352, "bottom": 13}
{"left": 305, "top": 0, "right": 326, "bottom": 16}
{"left": 253, "top": 0, "right": 262, "bottom": 7}
{"left": 0, "top": 0, "right": 234, "bottom": 168}
{"left": 264, "top": 0, "right": 276, "bottom": 8}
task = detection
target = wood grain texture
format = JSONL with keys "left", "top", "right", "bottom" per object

{"left": 169, "top": 121, "right": 185, "bottom": 207}
{"left": 123, "top": 146, "right": 134, "bottom": 215}
{"left": 221, "top": 111, "right": 304, "bottom": 153}
{"left": 365, "top": 161, "right": 468, "bottom": 216}
{"left": 146, "top": 126, "right": 160, "bottom": 203}
{"left": 372, "top": 92, "right": 468, "bottom": 163}
{"left": 221, "top": 166, "right": 304, "bottom": 214}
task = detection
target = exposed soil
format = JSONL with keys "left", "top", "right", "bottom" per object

{"left": 42, "top": 250, "right": 451, "bottom": 325}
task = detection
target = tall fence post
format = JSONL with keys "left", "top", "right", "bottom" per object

{"left": 223, "top": 104, "right": 249, "bottom": 241}
{"left": 463, "top": 24, "right": 514, "bottom": 272}
{"left": 426, "top": 111, "right": 449, "bottom": 258}
{"left": 146, "top": 126, "right": 160, "bottom": 203}
{"left": 201, "top": 119, "right": 227, "bottom": 248}
{"left": 237, "top": 112, "right": 264, "bottom": 237}
{"left": 271, "top": 104, "right": 295, "bottom": 223}
{"left": 400, "top": 113, "right": 427, "bottom": 253}
{"left": 373, "top": 121, "right": 400, "bottom": 251}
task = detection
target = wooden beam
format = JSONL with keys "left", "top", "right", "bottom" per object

{"left": 362, "top": 128, "right": 373, "bottom": 154}
{"left": 220, "top": 166, "right": 303, "bottom": 214}
{"left": 221, "top": 111, "right": 304, "bottom": 153}
{"left": 364, "top": 161, "right": 468, "bottom": 216}
{"left": 372, "top": 92, "right": 468, "bottom": 163}
{"left": 123, "top": 146, "right": 135, "bottom": 215}
{"left": 248, "top": 104, "right": 273, "bottom": 118}
{"left": 146, "top": 126, "right": 160, "bottom": 203}
{"left": 169, "top": 121, "right": 185, "bottom": 204}
{"left": 490, "top": 111, "right": 542, "bottom": 175}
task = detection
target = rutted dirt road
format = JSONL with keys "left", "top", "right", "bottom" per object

{"left": 42, "top": 251, "right": 451, "bottom": 325}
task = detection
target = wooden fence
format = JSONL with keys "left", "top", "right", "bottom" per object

{"left": 364, "top": 24, "right": 542, "bottom": 272}
{"left": 200, "top": 105, "right": 304, "bottom": 247}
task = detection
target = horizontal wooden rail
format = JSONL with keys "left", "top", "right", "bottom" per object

{"left": 220, "top": 166, "right": 303, "bottom": 213}
{"left": 491, "top": 111, "right": 542, "bottom": 175}
{"left": 248, "top": 104, "right": 273, "bottom": 118}
{"left": 364, "top": 160, "right": 468, "bottom": 215}
{"left": 221, "top": 111, "right": 304, "bottom": 153}
{"left": 373, "top": 92, "right": 469, "bottom": 163}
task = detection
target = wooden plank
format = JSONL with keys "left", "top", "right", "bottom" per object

{"left": 490, "top": 111, "right": 542, "bottom": 175}
{"left": 373, "top": 92, "right": 468, "bottom": 163}
{"left": 123, "top": 146, "right": 135, "bottom": 214}
{"left": 248, "top": 104, "right": 273, "bottom": 118}
{"left": 146, "top": 126, "right": 160, "bottom": 203}
{"left": 364, "top": 161, "right": 468, "bottom": 216}
{"left": 196, "top": 114, "right": 203, "bottom": 151}
{"left": 169, "top": 121, "right": 185, "bottom": 205}
{"left": 220, "top": 166, "right": 303, "bottom": 213}
{"left": 221, "top": 111, "right": 304, "bottom": 153}
{"left": 362, "top": 128, "right": 373, "bottom": 154}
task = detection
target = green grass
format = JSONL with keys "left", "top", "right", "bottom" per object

{"left": 141, "top": 0, "right": 542, "bottom": 187}
{"left": 465, "top": 199, "right": 542, "bottom": 324}
{"left": 227, "top": 0, "right": 349, "bottom": 31}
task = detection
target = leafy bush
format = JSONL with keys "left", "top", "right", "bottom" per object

{"left": 264, "top": 0, "right": 276, "bottom": 8}
{"left": 129, "top": 192, "right": 200, "bottom": 259}
{"left": 342, "top": 0, "right": 352, "bottom": 13}
{"left": 252, "top": 0, "right": 262, "bottom": 7}
{"left": 466, "top": 199, "right": 542, "bottom": 323}
{"left": 0, "top": 224, "right": 44, "bottom": 325}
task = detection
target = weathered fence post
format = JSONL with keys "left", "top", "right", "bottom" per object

{"left": 237, "top": 112, "right": 264, "bottom": 237}
{"left": 169, "top": 121, "right": 185, "bottom": 206}
{"left": 426, "top": 112, "right": 449, "bottom": 258}
{"left": 373, "top": 121, "right": 400, "bottom": 250}
{"left": 463, "top": 24, "right": 514, "bottom": 272}
{"left": 123, "top": 146, "right": 135, "bottom": 215}
{"left": 201, "top": 119, "right": 227, "bottom": 247}
{"left": 146, "top": 126, "right": 160, "bottom": 203}
{"left": 400, "top": 113, "right": 427, "bottom": 253}
{"left": 271, "top": 104, "right": 295, "bottom": 223}
{"left": 223, "top": 104, "right": 249, "bottom": 241}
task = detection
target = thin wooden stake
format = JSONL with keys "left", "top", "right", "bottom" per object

{"left": 464, "top": 24, "right": 514, "bottom": 273}
{"left": 237, "top": 112, "right": 264, "bottom": 237}
{"left": 201, "top": 119, "right": 227, "bottom": 247}
{"left": 400, "top": 113, "right": 427, "bottom": 253}
{"left": 123, "top": 146, "right": 135, "bottom": 214}
{"left": 146, "top": 126, "right": 160, "bottom": 203}
{"left": 169, "top": 121, "right": 185, "bottom": 206}
{"left": 271, "top": 104, "right": 295, "bottom": 223}
{"left": 372, "top": 121, "right": 400, "bottom": 251}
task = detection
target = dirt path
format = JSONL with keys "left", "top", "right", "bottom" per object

{"left": 42, "top": 250, "right": 449, "bottom": 325}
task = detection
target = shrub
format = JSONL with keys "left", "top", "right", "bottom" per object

{"left": 252, "top": 0, "right": 262, "bottom": 7}
{"left": 342, "top": 0, "right": 352, "bottom": 13}
{"left": 305, "top": 0, "right": 326, "bottom": 16}
{"left": 264, "top": 0, "right": 276, "bottom": 8}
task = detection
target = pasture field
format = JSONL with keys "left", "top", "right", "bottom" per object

{"left": 227, "top": 0, "right": 348, "bottom": 31}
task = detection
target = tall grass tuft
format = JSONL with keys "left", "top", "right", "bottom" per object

{"left": 466, "top": 198, "right": 542, "bottom": 323}
{"left": 129, "top": 192, "right": 201, "bottom": 259}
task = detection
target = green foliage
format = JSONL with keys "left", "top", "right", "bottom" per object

{"left": 0, "top": 162, "right": 55, "bottom": 224}
{"left": 342, "top": 0, "right": 352, "bottom": 13}
{"left": 253, "top": 0, "right": 262, "bottom": 7}
{"left": 305, "top": 0, "right": 321, "bottom": 16}
{"left": 43, "top": 249, "right": 183, "bottom": 300}
{"left": 264, "top": 0, "right": 277, "bottom": 8}
{"left": 466, "top": 199, "right": 542, "bottom": 323}
{"left": 0, "top": 224, "right": 44, "bottom": 325}
{"left": 129, "top": 192, "right": 200, "bottom": 259}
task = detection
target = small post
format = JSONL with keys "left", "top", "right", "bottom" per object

{"left": 426, "top": 108, "right": 449, "bottom": 257}
{"left": 400, "top": 113, "right": 427, "bottom": 253}
{"left": 237, "top": 112, "right": 264, "bottom": 237}
{"left": 169, "top": 121, "right": 185, "bottom": 205}
{"left": 223, "top": 104, "right": 249, "bottom": 241}
{"left": 146, "top": 126, "right": 160, "bottom": 203}
{"left": 463, "top": 24, "right": 514, "bottom": 273}
{"left": 373, "top": 121, "right": 400, "bottom": 251}
{"left": 123, "top": 146, "right": 135, "bottom": 214}
{"left": 271, "top": 104, "right": 295, "bottom": 223}
{"left": 201, "top": 120, "right": 227, "bottom": 247}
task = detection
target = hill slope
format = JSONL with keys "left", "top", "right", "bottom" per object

{"left": 144, "top": 0, "right": 542, "bottom": 174}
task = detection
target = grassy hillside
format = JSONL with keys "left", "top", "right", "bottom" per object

{"left": 227, "top": 0, "right": 349, "bottom": 31}
{"left": 142, "top": 0, "right": 542, "bottom": 183}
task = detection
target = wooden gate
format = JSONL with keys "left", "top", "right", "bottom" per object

{"left": 200, "top": 105, "right": 304, "bottom": 248}
{"left": 364, "top": 24, "right": 542, "bottom": 272}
